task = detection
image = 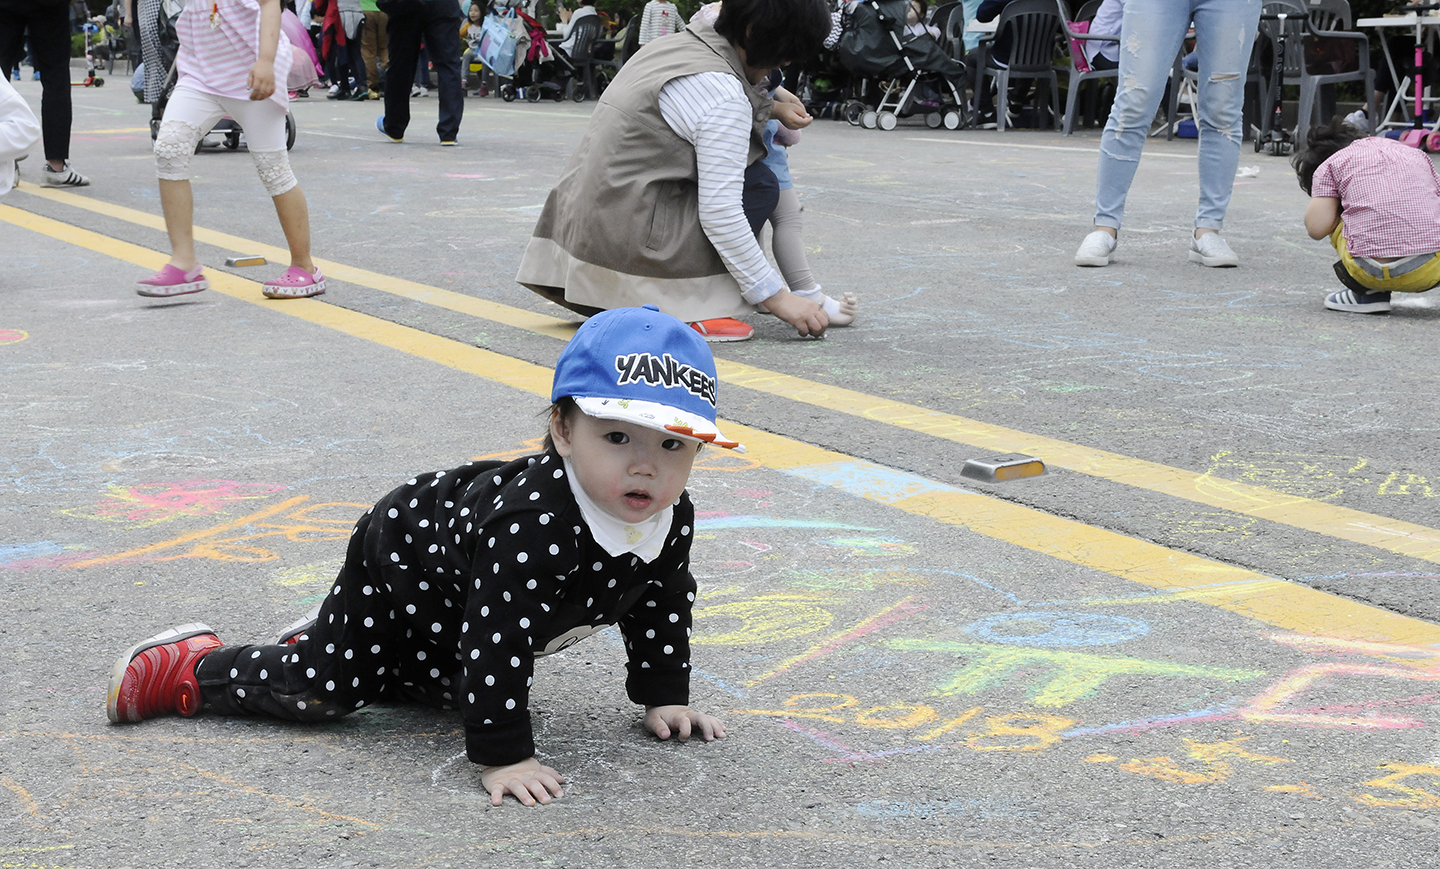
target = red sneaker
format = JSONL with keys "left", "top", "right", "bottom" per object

{"left": 271, "top": 606, "right": 320, "bottom": 645}
{"left": 689, "top": 318, "right": 753, "bottom": 342}
{"left": 107, "top": 624, "right": 222, "bottom": 723}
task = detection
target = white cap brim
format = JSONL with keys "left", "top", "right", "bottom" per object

{"left": 573, "top": 396, "right": 744, "bottom": 451}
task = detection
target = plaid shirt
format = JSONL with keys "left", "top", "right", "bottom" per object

{"left": 1312, "top": 137, "right": 1440, "bottom": 257}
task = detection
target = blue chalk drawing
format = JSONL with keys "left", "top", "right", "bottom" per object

{"left": 964, "top": 611, "right": 1149, "bottom": 648}
{"left": 781, "top": 461, "right": 965, "bottom": 504}
{"left": 695, "top": 515, "right": 880, "bottom": 531}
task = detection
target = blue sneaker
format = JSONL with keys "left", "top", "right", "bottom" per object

{"left": 31, "top": 70, "right": 40, "bottom": 81}
{"left": 376, "top": 115, "right": 402, "bottom": 143}
{"left": 1324, "top": 288, "right": 1391, "bottom": 314}
{"left": 9, "top": 69, "right": 18, "bottom": 81}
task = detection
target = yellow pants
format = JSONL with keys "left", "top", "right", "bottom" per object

{"left": 1330, "top": 222, "right": 1440, "bottom": 293}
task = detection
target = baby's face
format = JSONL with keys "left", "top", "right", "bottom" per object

{"left": 908, "top": 1, "right": 921, "bottom": 24}
{"left": 551, "top": 412, "right": 697, "bottom": 524}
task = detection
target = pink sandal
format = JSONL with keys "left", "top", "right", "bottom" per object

{"left": 136, "top": 264, "right": 208, "bottom": 297}
{"left": 262, "top": 266, "right": 327, "bottom": 299}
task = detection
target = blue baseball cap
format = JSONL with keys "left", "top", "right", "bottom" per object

{"left": 552, "top": 305, "right": 743, "bottom": 451}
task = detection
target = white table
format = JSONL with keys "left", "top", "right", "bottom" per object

{"left": 1357, "top": 14, "right": 1440, "bottom": 132}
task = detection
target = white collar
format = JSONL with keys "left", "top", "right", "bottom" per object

{"left": 562, "top": 457, "right": 672, "bottom": 563}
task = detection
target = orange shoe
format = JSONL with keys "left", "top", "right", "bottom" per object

{"left": 107, "top": 624, "right": 222, "bottom": 723}
{"left": 689, "top": 318, "right": 753, "bottom": 342}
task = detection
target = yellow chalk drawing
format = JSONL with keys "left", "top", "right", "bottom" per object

{"left": 272, "top": 560, "right": 345, "bottom": 587}
{"left": 1120, "top": 737, "right": 1289, "bottom": 785}
{"left": 1202, "top": 450, "right": 1435, "bottom": 501}
{"left": 691, "top": 595, "right": 835, "bottom": 645}
{"left": 61, "top": 479, "right": 287, "bottom": 529}
{"left": 733, "top": 694, "right": 1074, "bottom": 753}
{"left": 163, "top": 501, "right": 366, "bottom": 563}
{"left": 1265, "top": 782, "right": 1321, "bottom": 798}
{"left": 886, "top": 639, "right": 1264, "bottom": 707}
{"left": 916, "top": 707, "right": 983, "bottom": 740}
{"left": 964, "top": 713, "right": 1074, "bottom": 753}
{"left": 1356, "top": 763, "right": 1440, "bottom": 808}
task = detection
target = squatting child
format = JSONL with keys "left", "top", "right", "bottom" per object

{"left": 108, "top": 305, "right": 736, "bottom": 807}
{"left": 1293, "top": 119, "right": 1440, "bottom": 314}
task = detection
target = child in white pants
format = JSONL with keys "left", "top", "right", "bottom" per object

{"left": 137, "top": 0, "right": 325, "bottom": 300}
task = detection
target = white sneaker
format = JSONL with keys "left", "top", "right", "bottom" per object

{"left": 41, "top": 161, "right": 90, "bottom": 187}
{"left": 411, "top": 85, "right": 427, "bottom": 97}
{"left": 1188, "top": 232, "right": 1239, "bottom": 267}
{"left": 1074, "top": 230, "right": 1116, "bottom": 267}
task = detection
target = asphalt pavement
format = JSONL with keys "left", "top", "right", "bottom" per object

{"left": 3, "top": 78, "right": 1440, "bottom": 868}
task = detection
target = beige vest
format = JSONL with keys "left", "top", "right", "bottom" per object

{"left": 515, "top": 19, "right": 773, "bottom": 321}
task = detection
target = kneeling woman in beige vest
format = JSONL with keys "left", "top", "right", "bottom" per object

{"left": 515, "top": 0, "right": 833, "bottom": 343}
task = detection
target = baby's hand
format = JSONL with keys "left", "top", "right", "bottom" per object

{"left": 247, "top": 62, "right": 275, "bottom": 101}
{"left": 644, "top": 705, "right": 727, "bottom": 742}
{"left": 480, "top": 757, "right": 567, "bottom": 807}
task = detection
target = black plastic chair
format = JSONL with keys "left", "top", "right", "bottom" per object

{"left": 973, "top": 0, "right": 1063, "bottom": 131}
{"left": 564, "top": 15, "right": 617, "bottom": 102}
{"left": 1057, "top": 0, "right": 1118, "bottom": 135}
{"left": 1294, "top": 0, "right": 1372, "bottom": 147}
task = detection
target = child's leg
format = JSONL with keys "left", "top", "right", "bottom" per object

{"left": 152, "top": 86, "right": 226, "bottom": 270}
{"left": 219, "top": 97, "right": 319, "bottom": 277}
{"left": 769, "top": 187, "right": 858, "bottom": 326}
{"left": 193, "top": 513, "right": 408, "bottom": 720}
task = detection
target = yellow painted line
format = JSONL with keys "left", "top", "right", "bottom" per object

{"left": 14, "top": 184, "right": 1440, "bottom": 568}
{"left": 7, "top": 202, "right": 1440, "bottom": 648}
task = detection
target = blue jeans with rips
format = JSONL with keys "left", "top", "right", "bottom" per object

{"left": 1093, "top": 0, "right": 1262, "bottom": 232}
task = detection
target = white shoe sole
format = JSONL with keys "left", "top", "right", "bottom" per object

{"left": 1074, "top": 253, "right": 1111, "bottom": 267}
{"left": 136, "top": 279, "right": 209, "bottom": 297}
{"left": 1325, "top": 300, "right": 1390, "bottom": 313}
{"left": 1188, "top": 250, "right": 1238, "bottom": 268}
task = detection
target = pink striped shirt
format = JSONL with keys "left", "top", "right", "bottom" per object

{"left": 1312, "top": 137, "right": 1440, "bottom": 257}
{"left": 176, "top": 0, "right": 292, "bottom": 108}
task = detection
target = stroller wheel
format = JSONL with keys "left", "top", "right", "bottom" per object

{"left": 943, "top": 111, "right": 961, "bottom": 130}
{"left": 500, "top": 84, "right": 516, "bottom": 102}
{"left": 526, "top": 86, "right": 542, "bottom": 103}
{"left": 877, "top": 111, "right": 898, "bottom": 131}
{"left": 925, "top": 111, "right": 942, "bottom": 129}
{"left": 844, "top": 100, "right": 866, "bottom": 126}
{"left": 224, "top": 131, "right": 240, "bottom": 150}
{"left": 860, "top": 110, "right": 878, "bottom": 129}
{"left": 285, "top": 113, "right": 297, "bottom": 150}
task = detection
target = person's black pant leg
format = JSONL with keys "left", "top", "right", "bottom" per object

{"left": 420, "top": 2, "right": 462, "bottom": 141}
{"left": 28, "top": 5, "right": 73, "bottom": 163}
{"left": 382, "top": 9, "right": 421, "bottom": 137}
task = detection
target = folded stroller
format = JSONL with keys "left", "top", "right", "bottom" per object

{"left": 836, "top": 0, "right": 967, "bottom": 130}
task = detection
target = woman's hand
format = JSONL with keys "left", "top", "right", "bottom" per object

{"left": 772, "top": 87, "right": 812, "bottom": 130}
{"left": 759, "top": 289, "right": 829, "bottom": 338}
{"left": 247, "top": 62, "right": 276, "bottom": 101}
{"left": 480, "top": 758, "right": 567, "bottom": 807}
{"left": 645, "top": 705, "right": 727, "bottom": 742}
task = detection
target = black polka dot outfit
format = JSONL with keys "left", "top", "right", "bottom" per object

{"left": 194, "top": 451, "right": 697, "bottom": 766}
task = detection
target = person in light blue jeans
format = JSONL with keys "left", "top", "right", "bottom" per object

{"left": 1074, "top": 0, "right": 1262, "bottom": 269}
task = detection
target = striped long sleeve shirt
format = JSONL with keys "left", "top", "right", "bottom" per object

{"left": 658, "top": 71, "right": 783, "bottom": 306}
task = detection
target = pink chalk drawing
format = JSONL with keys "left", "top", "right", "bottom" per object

{"left": 61, "top": 479, "right": 288, "bottom": 529}
{"left": 1238, "top": 635, "right": 1440, "bottom": 729}
{"left": 0, "top": 329, "right": 28, "bottom": 346}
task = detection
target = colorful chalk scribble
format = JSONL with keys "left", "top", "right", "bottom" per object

{"left": 0, "top": 328, "right": 28, "bottom": 346}
{"left": 61, "top": 479, "right": 287, "bottom": 528}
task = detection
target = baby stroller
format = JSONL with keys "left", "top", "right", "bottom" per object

{"left": 836, "top": 0, "right": 967, "bottom": 130}
{"left": 501, "top": 8, "right": 565, "bottom": 101}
